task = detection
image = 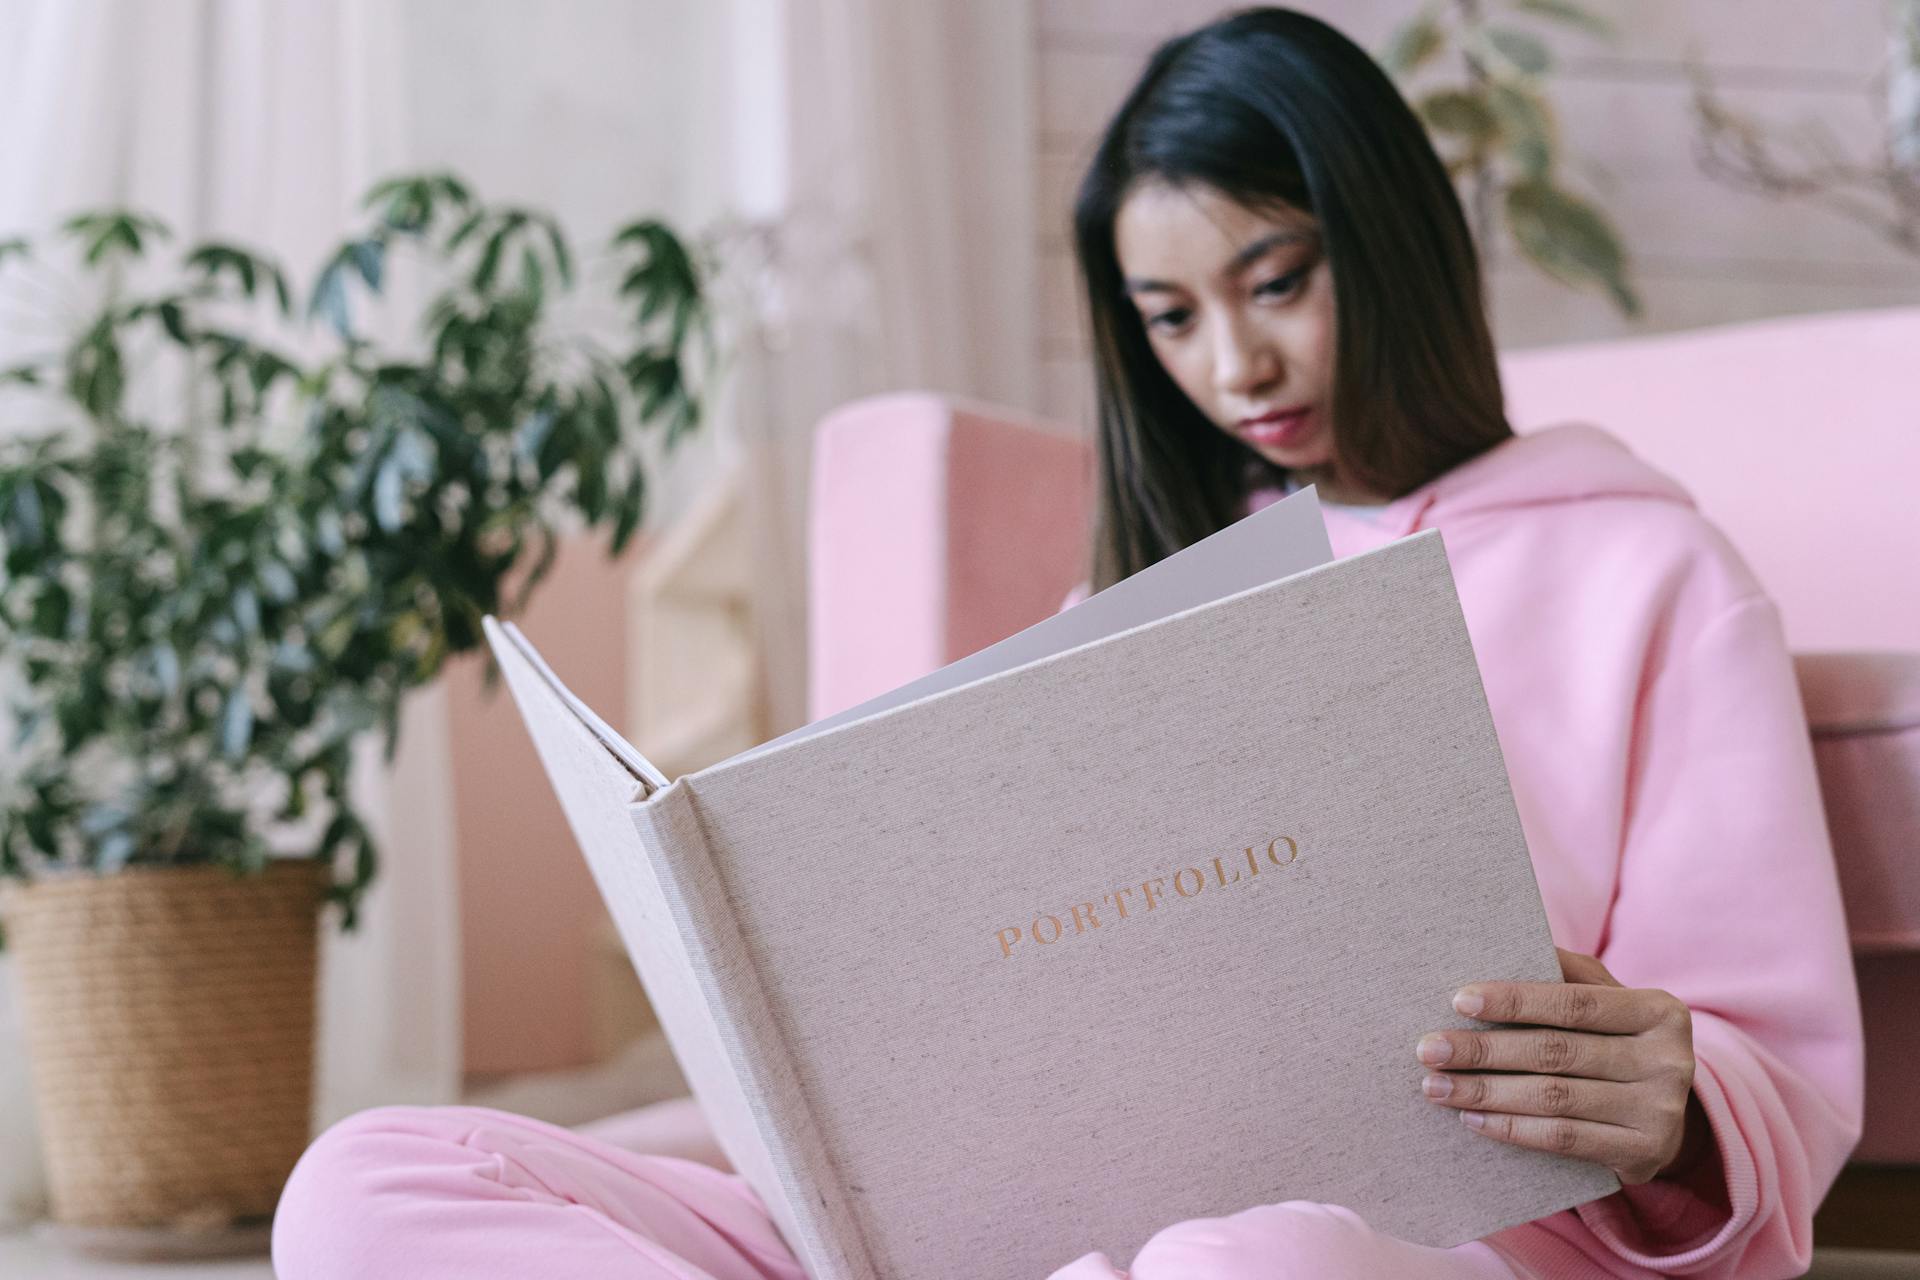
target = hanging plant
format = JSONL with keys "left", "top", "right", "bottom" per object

{"left": 1380, "top": 0, "right": 1642, "bottom": 315}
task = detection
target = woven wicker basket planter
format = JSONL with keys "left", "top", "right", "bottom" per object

{"left": 0, "top": 860, "right": 324, "bottom": 1230}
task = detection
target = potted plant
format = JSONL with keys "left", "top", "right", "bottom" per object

{"left": 0, "top": 173, "right": 712, "bottom": 1242}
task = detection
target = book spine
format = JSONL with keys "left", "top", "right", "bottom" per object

{"left": 632, "top": 780, "right": 878, "bottom": 1280}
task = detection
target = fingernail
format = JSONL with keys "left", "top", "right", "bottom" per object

{"left": 1461, "top": 1111, "right": 1485, "bottom": 1131}
{"left": 1416, "top": 1035, "right": 1452, "bottom": 1065}
{"left": 1452, "top": 989, "right": 1485, "bottom": 1017}
{"left": 1422, "top": 1073, "right": 1452, "bottom": 1100}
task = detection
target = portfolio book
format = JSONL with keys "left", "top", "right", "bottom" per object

{"left": 482, "top": 487, "right": 1617, "bottom": 1280}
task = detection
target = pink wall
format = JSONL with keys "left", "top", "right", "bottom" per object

{"left": 444, "top": 533, "right": 649, "bottom": 1077}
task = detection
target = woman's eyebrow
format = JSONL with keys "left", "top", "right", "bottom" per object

{"left": 1122, "top": 230, "right": 1312, "bottom": 295}
{"left": 1225, "top": 230, "right": 1310, "bottom": 273}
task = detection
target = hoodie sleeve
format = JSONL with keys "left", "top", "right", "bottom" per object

{"left": 1565, "top": 591, "right": 1863, "bottom": 1275}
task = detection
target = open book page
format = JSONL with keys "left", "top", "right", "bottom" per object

{"left": 744, "top": 485, "right": 1331, "bottom": 759}
{"left": 490, "top": 618, "right": 670, "bottom": 793}
{"left": 487, "top": 486, "right": 1328, "bottom": 789}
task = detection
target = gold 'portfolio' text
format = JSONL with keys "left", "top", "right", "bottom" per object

{"left": 993, "top": 835, "right": 1300, "bottom": 960}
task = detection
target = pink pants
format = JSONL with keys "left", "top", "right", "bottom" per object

{"left": 271, "top": 1101, "right": 1524, "bottom": 1278}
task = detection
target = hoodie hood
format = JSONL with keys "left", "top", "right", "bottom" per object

{"left": 1305, "top": 423, "right": 1697, "bottom": 552}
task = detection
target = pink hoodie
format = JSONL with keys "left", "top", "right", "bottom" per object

{"left": 1254, "top": 423, "right": 1863, "bottom": 1277}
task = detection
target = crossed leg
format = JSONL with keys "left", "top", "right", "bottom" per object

{"left": 273, "top": 1102, "right": 1525, "bottom": 1279}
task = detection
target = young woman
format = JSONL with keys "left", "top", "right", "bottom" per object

{"left": 273, "top": 9, "right": 1861, "bottom": 1278}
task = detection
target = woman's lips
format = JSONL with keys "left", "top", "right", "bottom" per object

{"left": 1239, "top": 407, "right": 1312, "bottom": 448}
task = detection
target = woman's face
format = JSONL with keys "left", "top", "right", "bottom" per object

{"left": 1114, "top": 180, "right": 1371, "bottom": 501}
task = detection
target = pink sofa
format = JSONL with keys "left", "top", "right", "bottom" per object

{"left": 806, "top": 306, "right": 1920, "bottom": 1167}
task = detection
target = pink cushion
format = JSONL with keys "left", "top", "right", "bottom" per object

{"left": 807, "top": 393, "right": 1092, "bottom": 721}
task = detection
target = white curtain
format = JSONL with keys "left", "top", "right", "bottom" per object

{"left": 715, "top": 0, "right": 1042, "bottom": 735}
{"left": 0, "top": 0, "right": 459, "bottom": 1223}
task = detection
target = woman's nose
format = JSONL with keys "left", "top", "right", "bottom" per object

{"left": 1211, "top": 312, "right": 1279, "bottom": 396}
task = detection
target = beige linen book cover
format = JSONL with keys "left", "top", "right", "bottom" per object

{"left": 481, "top": 499, "right": 1617, "bottom": 1279}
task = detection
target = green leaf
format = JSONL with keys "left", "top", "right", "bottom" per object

{"left": 1483, "top": 26, "right": 1551, "bottom": 75}
{"left": 269, "top": 264, "right": 294, "bottom": 315}
{"left": 158, "top": 301, "right": 191, "bottom": 344}
{"left": 542, "top": 217, "right": 574, "bottom": 288}
{"left": 1487, "top": 81, "right": 1555, "bottom": 179}
{"left": 1416, "top": 90, "right": 1499, "bottom": 143}
{"left": 310, "top": 263, "right": 352, "bottom": 340}
{"left": 623, "top": 350, "right": 679, "bottom": 419}
{"left": 29, "top": 581, "right": 72, "bottom": 638}
{"left": 615, "top": 221, "right": 698, "bottom": 298}
{"left": 233, "top": 584, "right": 261, "bottom": 634}
{"left": 519, "top": 246, "right": 544, "bottom": 304}
{"left": 250, "top": 349, "right": 296, "bottom": 398}
{"left": 475, "top": 224, "right": 510, "bottom": 293}
{"left": 62, "top": 211, "right": 171, "bottom": 265}
{"left": 66, "top": 321, "right": 126, "bottom": 418}
{"left": 149, "top": 644, "right": 181, "bottom": 697}
{"left": 446, "top": 210, "right": 487, "bottom": 252}
{"left": 5, "top": 476, "right": 47, "bottom": 549}
{"left": 1380, "top": 12, "right": 1445, "bottom": 76}
{"left": 610, "top": 468, "right": 646, "bottom": 553}
{"left": 1505, "top": 180, "right": 1640, "bottom": 316}
{"left": 348, "top": 239, "right": 386, "bottom": 292}
{"left": 664, "top": 395, "right": 698, "bottom": 449}
{"left": 259, "top": 560, "right": 298, "bottom": 602}
{"left": 435, "top": 173, "right": 474, "bottom": 207}
{"left": 55, "top": 689, "right": 99, "bottom": 748}
{"left": 576, "top": 453, "right": 608, "bottom": 521}
{"left": 373, "top": 456, "right": 406, "bottom": 531}
{"left": 513, "top": 408, "right": 556, "bottom": 463}
{"left": 364, "top": 175, "right": 451, "bottom": 234}
{"left": 1511, "top": 0, "right": 1614, "bottom": 37}
{"left": 220, "top": 685, "right": 254, "bottom": 758}
{"left": 315, "top": 507, "right": 345, "bottom": 556}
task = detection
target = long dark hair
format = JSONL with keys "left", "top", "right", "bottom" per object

{"left": 1075, "top": 6, "right": 1511, "bottom": 589}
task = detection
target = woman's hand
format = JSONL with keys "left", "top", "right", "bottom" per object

{"left": 1416, "top": 948, "right": 1706, "bottom": 1186}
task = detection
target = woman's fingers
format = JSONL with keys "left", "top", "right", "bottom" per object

{"left": 1415, "top": 1027, "right": 1642, "bottom": 1081}
{"left": 1453, "top": 1108, "right": 1651, "bottom": 1173}
{"left": 1428, "top": 952, "right": 1700, "bottom": 1184}
{"left": 1421, "top": 1069, "right": 1646, "bottom": 1127}
{"left": 1452, "top": 976, "right": 1677, "bottom": 1035}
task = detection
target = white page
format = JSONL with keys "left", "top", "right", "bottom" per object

{"left": 486, "top": 617, "right": 671, "bottom": 793}
{"left": 743, "top": 486, "right": 1331, "bottom": 758}
{"left": 487, "top": 487, "right": 1331, "bottom": 782}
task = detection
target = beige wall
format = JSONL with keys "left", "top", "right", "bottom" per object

{"left": 1034, "top": 0, "right": 1920, "bottom": 426}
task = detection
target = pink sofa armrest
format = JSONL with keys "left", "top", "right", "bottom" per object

{"left": 806, "top": 394, "right": 1093, "bottom": 722}
{"left": 1798, "top": 652, "right": 1920, "bottom": 955}
{"left": 1797, "top": 651, "right": 1920, "bottom": 1163}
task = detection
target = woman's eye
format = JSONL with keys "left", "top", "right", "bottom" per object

{"left": 1255, "top": 270, "right": 1304, "bottom": 300}
{"left": 1144, "top": 308, "right": 1193, "bottom": 334}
